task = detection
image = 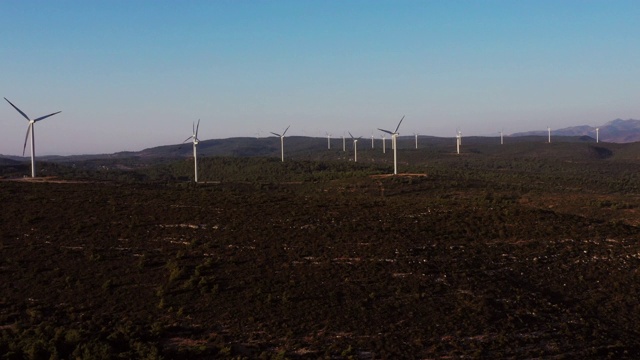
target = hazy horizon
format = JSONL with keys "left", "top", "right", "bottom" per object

{"left": 2, "top": 1, "right": 639, "bottom": 156}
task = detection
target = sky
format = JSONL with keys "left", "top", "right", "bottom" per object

{"left": 1, "top": 0, "right": 639, "bottom": 155}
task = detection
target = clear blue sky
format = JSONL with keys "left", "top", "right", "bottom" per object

{"left": 2, "top": 0, "right": 639, "bottom": 155}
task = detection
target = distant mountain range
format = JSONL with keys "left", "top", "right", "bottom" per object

{"left": 511, "top": 119, "right": 640, "bottom": 143}
{"left": 3, "top": 119, "right": 640, "bottom": 165}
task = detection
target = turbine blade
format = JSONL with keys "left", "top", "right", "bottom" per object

{"left": 195, "top": 119, "right": 200, "bottom": 137}
{"left": 282, "top": 125, "right": 290, "bottom": 136}
{"left": 34, "top": 111, "right": 61, "bottom": 122}
{"left": 23, "top": 124, "right": 31, "bottom": 156}
{"left": 348, "top": 131, "right": 354, "bottom": 139}
{"left": 394, "top": 115, "right": 405, "bottom": 133}
{"left": 378, "top": 128, "right": 393, "bottom": 135}
{"left": 183, "top": 135, "right": 194, "bottom": 143}
{"left": 4, "top": 98, "right": 31, "bottom": 121}
{"left": 270, "top": 132, "right": 281, "bottom": 137}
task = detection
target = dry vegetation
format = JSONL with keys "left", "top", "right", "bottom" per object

{"left": 1, "top": 141, "right": 640, "bottom": 358}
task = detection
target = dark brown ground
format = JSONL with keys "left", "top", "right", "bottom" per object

{"left": 1, "top": 168, "right": 640, "bottom": 358}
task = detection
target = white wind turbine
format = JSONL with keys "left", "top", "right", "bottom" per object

{"left": 270, "top": 125, "right": 290, "bottom": 162}
{"left": 547, "top": 127, "right": 551, "bottom": 143}
{"left": 596, "top": 127, "right": 599, "bottom": 143}
{"left": 381, "top": 134, "right": 386, "bottom": 154}
{"left": 182, "top": 119, "right": 201, "bottom": 183}
{"left": 349, "top": 132, "right": 361, "bottom": 162}
{"left": 371, "top": 133, "right": 375, "bottom": 149}
{"left": 414, "top": 132, "right": 419, "bottom": 149}
{"left": 378, "top": 115, "right": 405, "bottom": 175}
{"left": 342, "top": 133, "right": 346, "bottom": 152}
{"left": 500, "top": 129, "right": 504, "bottom": 145}
{"left": 4, "top": 98, "right": 61, "bottom": 178}
{"left": 456, "top": 130, "right": 462, "bottom": 154}
{"left": 326, "top": 132, "right": 332, "bottom": 149}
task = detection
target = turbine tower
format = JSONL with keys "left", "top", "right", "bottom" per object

{"left": 548, "top": 127, "right": 551, "bottom": 143}
{"left": 270, "top": 125, "right": 290, "bottom": 162}
{"left": 414, "top": 132, "right": 419, "bottom": 149}
{"left": 342, "top": 133, "right": 346, "bottom": 152}
{"left": 4, "top": 98, "right": 61, "bottom": 178}
{"left": 500, "top": 129, "right": 504, "bottom": 145}
{"left": 371, "top": 133, "right": 374, "bottom": 149}
{"left": 326, "top": 132, "right": 332, "bottom": 149}
{"left": 382, "top": 134, "right": 386, "bottom": 154}
{"left": 456, "top": 130, "right": 461, "bottom": 155}
{"left": 378, "top": 115, "right": 405, "bottom": 175}
{"left": 596, "top": 127, "right": 599, "bottom": 143}
{"left": 349, "top": 132, "right": 361, "bottom": 162}
{"left": 183, "top": 119, "right": 201, "bottom": 183}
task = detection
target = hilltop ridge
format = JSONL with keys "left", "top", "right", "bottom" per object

{"left": 512, "top": 118, "right": 640, "bottom": 143}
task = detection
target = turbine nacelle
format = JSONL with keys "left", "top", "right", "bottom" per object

{"left": 348, "top": 131, "right": 361, "bottom": 142}
{"left": 378, "top": 116, "right": 404, "bottom": 136}
{"left": 270, "top": 125, "right": 290, "bottom": 138}
{"left": 183, "top": 119, "right": 201, "bottom": 145}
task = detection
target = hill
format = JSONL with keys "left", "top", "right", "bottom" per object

{"left": 511, "top": 118, "right": 640, "bottom": 143}
{"left": 4, "top": 134, "right": 640, "bottom": 182}
{"left": 0, "top": 157, "right": 23, "bottom": 166}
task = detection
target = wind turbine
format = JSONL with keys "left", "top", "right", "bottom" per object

{"left": 182, "top": 119, "right": 201, "bottom": 183}
{"left": 371, "top": 133, "right": 375, "bottom": 149}
{"left": 500, "top": 129, "right": 504, "bottom": 145}
{"left": 547, "top": 127, "right": 551, "bottom": 143}
{"left": 596, "top": 127, "right": 599, "bottom": 143}
{"left": 270, "top": 126, "right": 290, "bottom": 162}
{"left": 414, "top": 132, "right": 419, "bottom": 149}
{"left": 326, "top": 132, "right": 332, "bottom": 149}
{"left": 456, "top": 130, "right": 461, "bottom": 155}
{"left": 378, "top": 115, "right": 405, "bottom": 175}
{"left": 4, "top": 98, "right": 61, "bottom": 178}
{"left": 342, "top": 133, "right": 346, "bottom": 152}
{"left": 381, "top": 134, "right": 386, "bottom": 154}
{"left": 349, "top": 132, "right": 361, "bottom": 162}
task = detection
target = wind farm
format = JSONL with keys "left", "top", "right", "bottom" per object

{"left": 3, "top": 1, "right": 640, "bottom": 358}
